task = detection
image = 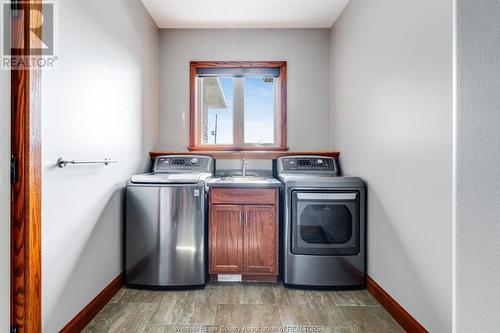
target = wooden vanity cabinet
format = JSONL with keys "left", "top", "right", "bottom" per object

{"left": 209, "top": 188, "right": 278, "bottom": 281}
{"left": 243, "top": 205, "right": 277, "bottom": 275}
{"left": 209, "top": 205, "right": 244, "bottom": 273}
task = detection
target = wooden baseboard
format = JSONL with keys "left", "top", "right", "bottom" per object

{"left": 59, "top": 274, "right": 124, "bottom": 333}
{"left": 366, "top": 276, "right": 428, "bottom": 333}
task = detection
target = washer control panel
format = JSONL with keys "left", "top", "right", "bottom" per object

{"left": 153, "top": 155, "right": 213, "bottom": 173}
{"left": 278, "top": 156, "right": 337, "bottom": 174}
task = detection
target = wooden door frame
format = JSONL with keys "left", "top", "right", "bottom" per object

{"left": 10, "top": 1, "right": 43, "bottom": 332}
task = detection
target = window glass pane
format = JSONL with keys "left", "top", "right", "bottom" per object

{"left": 244, "top": 77, "right": 276, "bottom": 144}
{"left": 200, "top": 77, "right": 233, "bottom": 145}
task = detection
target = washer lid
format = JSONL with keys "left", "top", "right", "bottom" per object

{"left": 130, "top": 173, "right": 201, "bottom": 184}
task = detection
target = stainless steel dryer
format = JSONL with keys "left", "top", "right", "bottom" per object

{"left": 125, "top": 155, "right": 214, "bottom": 288}
{"left": 276, "top": 155, "right": 366, "bottom": 288}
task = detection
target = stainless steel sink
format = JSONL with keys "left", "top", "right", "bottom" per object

{"left": 219, "top": 176, "right": 272, "bottom": 183}
{"left": 208, "top": 175, "right": 282, "bottom": 188}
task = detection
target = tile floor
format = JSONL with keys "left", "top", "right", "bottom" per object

{"left": 83, "top": 283, "right": 404, "bottom": 333}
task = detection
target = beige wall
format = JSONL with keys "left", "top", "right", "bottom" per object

{"left": 158, "top": 29, "right": 332, "bottom": 153}
{"left": 331, "top": 0, "right": 453, "bottom": 332}
{"left": 0, "top": 66, "right": 10, "bottom": 332}
{"left": 41, "top": 0, "right": 159, "bottom": 331}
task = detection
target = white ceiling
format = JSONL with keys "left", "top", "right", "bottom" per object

{"left": 140, "top": 0, "right": 350, "bottom": 29}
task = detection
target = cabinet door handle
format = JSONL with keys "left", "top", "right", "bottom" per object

{"left": 239, "top": 210, "right": 243, "bottom": 228}
{"left": 244, "top": 211, "right": 248, "bottom": 228}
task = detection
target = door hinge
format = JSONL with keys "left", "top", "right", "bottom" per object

{"left": 10, "top": 326, "right": 18, "bottom": 333}
{"left": 10, "top": 155, "right": 17, "bottom": 184}
{"left": 11, "top": 0, "right": 21, "bottom": 15}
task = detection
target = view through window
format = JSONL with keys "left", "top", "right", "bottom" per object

{"left": 190, "top": 62, "right": 287, "bottom": 151}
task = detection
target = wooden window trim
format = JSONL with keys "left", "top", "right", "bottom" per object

{"left": 188, "top": 61, "right": 288, "bottom": 152}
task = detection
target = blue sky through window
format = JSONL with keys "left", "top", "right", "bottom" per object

{"left": 206, "top": 77, "right": 275, "bottom": 145}
{"left": 244, "top": 77, "right": 275, "bottom": 143}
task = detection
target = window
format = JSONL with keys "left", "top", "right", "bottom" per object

{"left": 189, "top": 61, "right": 287, "bottom": 151}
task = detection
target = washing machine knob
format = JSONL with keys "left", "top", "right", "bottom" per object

{"left": 190, "top": 158, "right": 199, "bottom": 165}
{"left": 316, "top": 159, "right": 324, "bottom": 165}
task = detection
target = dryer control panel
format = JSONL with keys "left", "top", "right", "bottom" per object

{"left": 277, "top": 156, "right": 338, "bottom": 176}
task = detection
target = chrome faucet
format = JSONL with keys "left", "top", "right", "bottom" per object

{"left": 241, "top": 159, "right": 248, "bottom": 177}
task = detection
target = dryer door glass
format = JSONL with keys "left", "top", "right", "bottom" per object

{"left": 291, "top": 191, "right": 360, "bottom": 255}
{"left": 299, "top": 204, "right": 352, "bottom": 244}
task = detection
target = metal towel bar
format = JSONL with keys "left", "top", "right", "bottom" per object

{"left": 57, "top": 157, "right": 117, "bottom": 168}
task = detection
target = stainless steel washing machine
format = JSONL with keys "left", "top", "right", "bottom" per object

{"left": 125, "top": 155, "right": 214, "bottom": 288}
{"left": 276, "top": 155, "right": 366, "bottom": 288}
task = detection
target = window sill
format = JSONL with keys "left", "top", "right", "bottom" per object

{"left": 150, "top": 150, "right": 339, "bottom": 160}
{"left": 187, "top": 146, "right": 289, "bottom": 152}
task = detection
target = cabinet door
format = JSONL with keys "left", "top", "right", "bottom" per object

{"left": 209, "top": 205, "right": 244, "bottom": 274}
{"left": 243, "top": 205, "right": 277, "bottom": 275}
